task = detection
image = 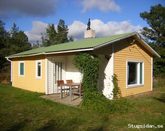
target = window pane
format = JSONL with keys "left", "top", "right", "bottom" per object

{"left": 140, "top": 63, "right": 142, "bottom": 84}
{"left": 128, "top": 62, "right": 137, "bottom": 85}
{"left": 20, "top": 63, "right": 24, "bottom": 75}
{"left": 37, "top": 62, "right": 41, "bottom": 77}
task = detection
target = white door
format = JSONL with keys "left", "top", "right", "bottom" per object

{"left": 47, "top": 59, "right": 65, "bottom": 94}
{"left": 54, "top": 62, "right": 63, "bottom": 93}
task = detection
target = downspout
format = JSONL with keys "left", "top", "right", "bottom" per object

{"left": 6, "top": 57, "right": 12, "bottom": 82}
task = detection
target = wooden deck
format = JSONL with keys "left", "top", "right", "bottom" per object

{"left": 41, "top": 93, "right": 82, "bottom": 106}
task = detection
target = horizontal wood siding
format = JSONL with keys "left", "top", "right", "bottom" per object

{"left": 12, "top": 56, "right": 45, "bottom": 93}
{"left": 114, "top": 39, "right": 152, "bottom": 97}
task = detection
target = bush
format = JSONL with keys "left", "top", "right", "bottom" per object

{"left": 112, "top": 74, "right": 121, "bottom": 99}
{"left": 153, "top": 77, "right": 165, "bottom": 88}
{"left": 81, "top": 91, "right": 132, "bottom": 113}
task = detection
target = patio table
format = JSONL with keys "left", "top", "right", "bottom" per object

{"left": 60, "top": 83, "right": 81, "bottom": 100}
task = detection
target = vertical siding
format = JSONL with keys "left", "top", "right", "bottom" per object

{"left": 47, "top": 58, "right": 54, "bottom": 94}
{"left": 12, "top": 56, "right": 45, "bottom": 93}
{"left": 114, "top": 39, "right": 152, "bottom": 97}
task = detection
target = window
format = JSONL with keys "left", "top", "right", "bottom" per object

{"left": 127, "top": 61, "right": 143, "bottom": 87}
{"left": 36, "top": 61, "right": 42, "bottom": 78}
{"left": 19, "top": 62, "right": 25, "bottom": 76}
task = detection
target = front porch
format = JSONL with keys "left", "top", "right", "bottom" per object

{"left": 46, "top": 49, "right": 114, "bottom": 99}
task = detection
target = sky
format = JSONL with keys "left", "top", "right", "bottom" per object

{"left": 0, "top": 0, "right": 164, "bottom": 43}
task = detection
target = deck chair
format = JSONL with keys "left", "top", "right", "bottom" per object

{"left": 66, "top": 80, "right": 73, "bottom": 84}
{"left": 57, "top": 80, "right": 70, "bottom": 98}
{"left": 73, "top": 84, "right": 83, "bottom": 98}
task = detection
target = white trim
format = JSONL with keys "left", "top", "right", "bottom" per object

{"left": 35, "top": 60, "right": 42, "bottom": 79}
{"left": 111, "top": 44, "right": 114, "bottom": 99}
{"left": 112, "top": 44, "right": 114, "bottom": 75}
{"left": 6, "top": 48, "right": 93, "bottom": 59}
{"left": 6, "top": 58, "right": 12, "bottom": 81}
{"left": 126, "top": 60, "right": 144, "bottom": 88}
{"left": 18, "top": 61, "right": 25, "bottom": 76}
{"left": 45, "top": 48, "right": 93, "bottom": 55}
{"left": 151, "top": 57, "right": 153, "bottom": 91}
{"left": 9, "top": 59, "right": 12, "bottom": 81}
{"left": 6, "top": 52, "right": 44, "bottom": 59}
{"left": 45, "top": 58, "right": 48, "bottom": 94}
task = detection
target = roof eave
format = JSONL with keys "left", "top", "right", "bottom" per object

{"left": 45, "top": 48, "right": 93, "bottom": 55}
{"left": 6, "top": 48, "right": 94, "bottom": 59}
{"left": 134, "top": 34, "right": 161, "bottom": 58}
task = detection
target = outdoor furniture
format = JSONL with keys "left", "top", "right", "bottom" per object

{"left": 58, "top": 80, "right": 82, "bottom": 100}
{"left": 73, "top": 84, "right": 83, "bottom": 97}
{"left": 57, "top": 80, "right": 70, "bottom": 98}
{"left": 68, "top": 82, "right": 82, "bottom": 100}
{"left": 66, "top": 80, "right": 73, "bottom": 84}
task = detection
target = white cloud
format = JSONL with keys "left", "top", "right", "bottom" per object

{"left": 26, "top": 19, "right": 141, "bottom": 43}
{"left": 68, "top": 21, "right": 86, "bottom": 39}
{"left": 68, "top": 19, "right": 141, "bottom": 39}
{"left": 25, "top": 21, "right": 48, "bottom": 43}
{"left": 81, "top": 0, "right": 120, "bottom": 12}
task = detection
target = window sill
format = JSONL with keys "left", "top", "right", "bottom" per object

{"left": 127, "top": 84, "right": 144, "bottom": 88}
{"left": 36, "top": 77, "right": 42, "bottom": 80}
{"left": 19, "top": 75, "right": 24, "bottom": 77}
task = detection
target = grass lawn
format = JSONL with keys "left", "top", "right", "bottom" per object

{"left": 0, "top": 79, "right": 165, "bottom": 131}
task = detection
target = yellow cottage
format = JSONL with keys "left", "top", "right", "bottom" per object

{"left": 6, "top": 32, "right": 160, "bottom": 99}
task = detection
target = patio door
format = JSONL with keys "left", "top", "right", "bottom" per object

{"left": 54, "top": 62, "right": 62, "bottom": 83}
{"left": 47, "top": 59, "right": 64, "bottom": 94}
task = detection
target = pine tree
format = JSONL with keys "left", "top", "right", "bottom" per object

{"left": 0, "top": 20, "right": 10, "bottom": 70}
{"left": 41, "top": 19, "right": 71, "bottom": 46}
{"left": 140, "top": 4, "right": 165, "bottom": 47}
{"left": 43, "top": 24, "right": 57, "bottom": 46}
{"left": 140, "top": 4, "right": 165, "bottom": 76}
{"left": 10, "top": 23, "right": 31, "bottom": 53}
{"left": 56, "top": 19, "right": 69, "bottom": 44}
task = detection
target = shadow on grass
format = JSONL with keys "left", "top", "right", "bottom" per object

{"left": 153, "top": 93, "right": 165, "bottom": 103}
{"left": 38, "top": 120, "right": 62, "bottom": 131}
{"left": 37, "top": 119, "right": 105, "bottom": 131}
{"left": 7, "top": 121, "right": 26, "bottom": 131}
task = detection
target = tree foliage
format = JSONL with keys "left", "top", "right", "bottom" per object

{"left": 56, "top": 19, "right": 69, "bottom": 44}
{"left": 0, "top": 20, "right": 10, "bottom": 70}
{"left": 0, "top": 21, "right": 31, "bottom": 72}
{"left": 42, "top": 19, "right": 72, "bottom": 46}
{"left": 10, "top": 23, "right": 31, "bottom": 53}
{"left": 140, "top": 4, "right": 165, "bottom": 77}
{"left": 150, "top": 44, "right": 165, "bottom": 77}
{"left": 140, "top": 4, "right": 165, "bottom": 47}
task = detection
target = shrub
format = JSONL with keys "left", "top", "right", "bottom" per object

{"left": 112, "top": 74, "right": 121, "bottom": 99}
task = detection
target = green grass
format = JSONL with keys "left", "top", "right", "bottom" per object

{"left": 0, "top": 80, "right": 165, "bottom": 131}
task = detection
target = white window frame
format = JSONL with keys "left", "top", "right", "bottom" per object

{"left": 18, "top": 61, "right": 25, "bottom": 76}
{"left": 36, "top": 60, "right": 42, "bottom": 79}
{"left": 126, "top": 60, "right": 144, "bottom": 88}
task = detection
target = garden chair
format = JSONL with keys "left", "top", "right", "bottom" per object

{"left": 57, "top": 80, "right": 70, "bottom": 98}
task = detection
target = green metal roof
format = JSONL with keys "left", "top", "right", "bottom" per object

{"left": 7, "top": 32, "right": 136, "bottom": 58}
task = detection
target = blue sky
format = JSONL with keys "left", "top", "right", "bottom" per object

{"left": 0, "top": 0, "right": 164, "bottom": 43}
